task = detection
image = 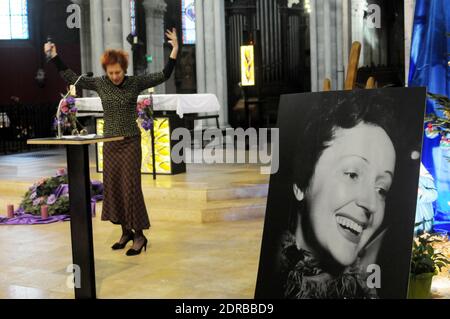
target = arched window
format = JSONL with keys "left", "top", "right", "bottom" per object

{"left": 0, "top": 0, "right": 29, "bottom": 40}
{"left": 181, "top": 0, "right": 195, "bottom": 45}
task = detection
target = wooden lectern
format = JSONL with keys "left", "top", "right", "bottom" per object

{"left": 27, "top": 135, "right": 123, "bottom": 299}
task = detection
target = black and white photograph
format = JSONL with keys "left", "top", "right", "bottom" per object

{"left": 255, "top": 87, "right": 427, "bottom": 299}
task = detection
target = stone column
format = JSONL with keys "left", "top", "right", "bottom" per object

{"left": 214, "top": 0, "right": 228, "bottom": 126}
{"left": 71, "top": 0, "right": 90, "bottom": 76}
{"left": 195, "top": 0, "right": 206, "bottom": 94}
{"left": 342, "top": 0, "right": 352, "bottom": 74}
{"left": 336, "top": 0, "right": 344, "bottom": 90}
{"left": 350, "top": 0, "right": 387, "bottom": 68}
{"left": 309, "top": 0, "right": 318, "bottom": 91}
{"left": 195, "top": 0, "right": 229, "bottom": 126}
{"left": 351, "top": 0, "right": 366, "bottom": 66}
{"left": 71, "top": 0, "right": 92, "bottom": 96}
{"left": 405, "top": 0, "right": 416, "bottom": 85}
{"left": 122, "top": 0, "right": 134, "bottom": 75}
{"left": 309, "top": 0, "right": 344, "bottom": 91}
{"left": 103, "top": 0, "right": 123, "bottom": 50}
{"left": 89, "top": 0, "right": 104, "bottom": 78}
{"left": 364, "top": 0, "right": 387, "bottom": 66}
{"left": 143, "top": 0, "right": 167, "bottom": 94}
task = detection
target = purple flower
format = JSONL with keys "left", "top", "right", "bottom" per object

{"left": 53, "top": 117, "right": 64, "bottom": 129}
{"left": 138, "top": 111, "right": 145, "bottom": 117}
{"left": 91, "top": 180, "right": 103, "bottom": 194}
{"left": 54, "top": 184, "right": 69, "bottom": 197}
{"left": 70, "top": 107, "right": 78, "bottom": 113}
{"left": 32, "top": 197, "right": 43, "bottom": 206}
{"left": 66, "top": 96, "right": 75, "bottom": 104}
{"left": 47, "top": 194, "right": 57, "bottom": 205}
{"left": 141, "top": 119, "right": 153, "bottom": 131}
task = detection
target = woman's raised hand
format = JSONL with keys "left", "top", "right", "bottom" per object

{"left": 44, "top": 42, "right": 57, "bottom": 59}
{"left": 165, "top": 28, "right": 179, "bottom": 50}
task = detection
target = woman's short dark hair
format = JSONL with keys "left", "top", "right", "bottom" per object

{"left": 101, "top": 49, "right": 129, "bottom": 72}
{"left": 292, "top": 90, "right": 398, "bottom": 192}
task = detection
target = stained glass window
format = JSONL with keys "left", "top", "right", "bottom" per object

{"left": 0, "top": 0, "right": 29, "bottom": 40}
{"left": 130, "top": 0, "right": 136, "bottom": 36}
{"left": 181, "top": 0, "right": 195, "bottom": 45}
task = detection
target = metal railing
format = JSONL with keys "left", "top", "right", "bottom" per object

{"left": 0, "top": 103, "right": 56, "bottom": 154}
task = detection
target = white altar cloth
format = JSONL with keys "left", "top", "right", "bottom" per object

{"left": 74, "top": 94, "right": 221, "bottom": 118}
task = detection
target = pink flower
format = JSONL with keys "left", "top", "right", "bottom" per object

{"left": 56, "top": 168, "right": 66, "bottom": 177}
{"left": 144, "top": 99, "right": 151, "bottom": 106}
{"left": 61, "top": 105, "right": 69, "bottom": 114}
{"left": 36, "top": 178, "right": 46, "bottom": 187}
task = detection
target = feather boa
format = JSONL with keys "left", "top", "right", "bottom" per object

{"left": 280, "top": 232, "right": 378, "bottom": 299}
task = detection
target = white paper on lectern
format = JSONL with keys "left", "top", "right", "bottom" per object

{"left": 61, "top": 134, "right": 97, "bottom": 139}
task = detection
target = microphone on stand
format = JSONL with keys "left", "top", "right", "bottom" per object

{"left": 56, "top": 72, "right": 94, "bottom": 138}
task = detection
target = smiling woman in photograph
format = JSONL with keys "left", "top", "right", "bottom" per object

{"left": 280, "top": 94, "right": 398, "bottom": 299}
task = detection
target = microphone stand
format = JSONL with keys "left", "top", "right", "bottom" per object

{"left": 56, "top": 74, "right": 90, "bottom": 139}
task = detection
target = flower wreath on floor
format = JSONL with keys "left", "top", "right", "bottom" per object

{"left": 0, "top": 168, "right": 103, "bottom": 225}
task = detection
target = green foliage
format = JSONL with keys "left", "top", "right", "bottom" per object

{"left": 410, "top": 232, "right": 450, "bottom": 277}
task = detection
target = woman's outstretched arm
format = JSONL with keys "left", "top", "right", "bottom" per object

{"left": 135, "top": 28, "right": 179, "bottom": 91}
{"left": 44, "top": 42, "right": 99, "bottom": 92}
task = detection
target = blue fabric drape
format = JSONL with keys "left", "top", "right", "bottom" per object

{"left": 409, "top": 0, "right": 450, "bottom": 227}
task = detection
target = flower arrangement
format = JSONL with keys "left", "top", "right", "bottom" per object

{"left": 424, "top": 93, "right": 450, "bottom": 147}
{"left": 54, "top": 95, "right": 78, "bottom": 134}
{"left": 19, "top": 168, "right": 103, "bottom": 216}
{"left": 136, "top": 94, "right": 154, "bottom": 131}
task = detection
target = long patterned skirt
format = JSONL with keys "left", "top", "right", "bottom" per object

{"left": 101, "top": 136, "right": 150, "bottom": 230}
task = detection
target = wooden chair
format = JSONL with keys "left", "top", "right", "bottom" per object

{"left": 365, "top": 76, "right": 378, "bottom": 89}
{"left": 323, "top": 78, "right": 331, "bottom": 91}
{"left": 344, "top": 41, "right": 362, "bottom": 90}
{"left": 323, "top": 42, "right": 376, "bottom": 91}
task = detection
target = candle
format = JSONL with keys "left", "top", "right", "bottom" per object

{"left": 41, "top": 205, "right": 49, "bottom": 219}
{"left": 91, "top": 202, "right": 96, "bottom": 217}
{"left": 7, "top": 204, "right": 14, "bottom": 218}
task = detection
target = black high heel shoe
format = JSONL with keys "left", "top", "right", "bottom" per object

{"left": 126, "top": 237, "right": 148, "bottom": 256}
{"left": 111, "top": 232, "right": 134, "bottom": 250}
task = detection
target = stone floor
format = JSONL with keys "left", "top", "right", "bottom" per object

{"left": 0, "top": 147, "right": 268, "bottom": 299}
{"left": 0, "top": 215, "right": 264, "bottom": 299}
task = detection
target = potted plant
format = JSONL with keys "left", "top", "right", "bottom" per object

{"left": 408, "top": 231, "right": 450, "bottom": 299}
